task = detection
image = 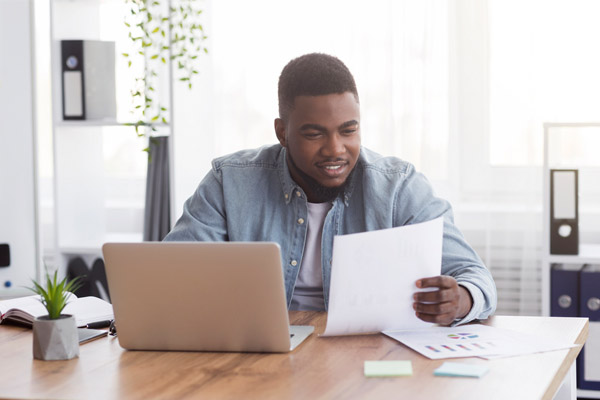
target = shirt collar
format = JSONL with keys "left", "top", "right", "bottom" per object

{"left": 278, "top": 147, "right": 300, "bottom": 204}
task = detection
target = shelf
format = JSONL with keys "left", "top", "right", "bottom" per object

{"left": 59, "top": 232, "right": 143, "bottom": 255}
{"left": 578, "top": 388, "right": 600, "bottom": 398}
{"left": 544, "top": 243, "right": 600, "bottom": 264}
{"left": 57, "top": 120, "right": 169, "bottom": 128}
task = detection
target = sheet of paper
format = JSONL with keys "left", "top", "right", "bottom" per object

{"left": 434, "top": 362, "right": 489, "bottom": 378}
{"left": 322, "top": 217, "right": 443, "bottom": 336}
{"left": 383, "top": 324, "right": 576, "bottom": 360}
{"left": 364, "top": 360, "right": 413, "bottom": 377}
{"left": 64, "top": 297, "right": 114, "bottom": 327}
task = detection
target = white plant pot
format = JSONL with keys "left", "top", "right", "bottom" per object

{"left": 32, "top": 314, "right": 79, "bottom": 361}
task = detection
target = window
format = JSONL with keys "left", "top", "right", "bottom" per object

{"left": 489, "top": 0, "right": 600, "bottom": 167}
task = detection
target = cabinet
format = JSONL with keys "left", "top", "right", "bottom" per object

{"left": 541, "top": 122, "right": 600, "bottom": 398}
{"left": 50, "top": 0, "right": 172, "bottom": 274}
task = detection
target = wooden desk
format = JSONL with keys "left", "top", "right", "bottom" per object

{"left": 0, "top": 313, "right": 588, "bottom": 400}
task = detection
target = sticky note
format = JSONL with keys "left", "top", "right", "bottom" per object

{"left": 434, "top": 362, "right": 489, "bottom": 378}
{"left": 364, "top": 360, "right": 413, "bottom": 377}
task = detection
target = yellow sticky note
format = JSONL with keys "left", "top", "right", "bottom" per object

{"left": 364, "top": 360, "right": 413, "bottom": 377}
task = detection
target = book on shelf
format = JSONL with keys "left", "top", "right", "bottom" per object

{"left": 0, "top": 293, "right": 113, "bottom": 328}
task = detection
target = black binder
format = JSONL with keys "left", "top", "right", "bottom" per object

{"left": 0, "top": 244, "right": 9, "bottom": 267}
{"left": 580, "top": 264, "right": 600, "bottom": 321}
{"left": 577, "top": 265, "right": 600, "bottom": 390}
{"left": 550, "top": 263, "right": 581, "bottom": 317}
{"left": 61, "top": 40, "right": 85, "bottom": 120}
{"left": 550, "top": 169, "right": 579, "bottom": 254}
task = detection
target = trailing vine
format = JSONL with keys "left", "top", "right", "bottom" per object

{"left": 122, "top": 0, "right": 208, "bottom": 151}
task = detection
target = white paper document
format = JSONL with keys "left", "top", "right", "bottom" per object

{"left": 322, "top": 217, "right": 443, "bottom": 336}
{"left": 383, "top": 324, "right": 576, "bottom": 360}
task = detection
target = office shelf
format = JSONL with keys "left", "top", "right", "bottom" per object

{"left": 541, "top": 123, "right": 600, "bottom": 396}
{"left": 541, "top": 123, "right": 600, "bottom": 316}
{"left": 59, "top": 233, "right": 143, "bottom": 255}
{"left": 578, "top": 389, "right": 600, "bottom": 399}
{"left": 49, "top": 0, "right": 173, "bottom": 275}
{"left": 544, "top": 244, "right": 600, "bottom": 265}
{"left": 57, "top": 120, "right": 169, "bottom": 128}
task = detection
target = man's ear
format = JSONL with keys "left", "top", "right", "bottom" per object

{"left": 274, "top": 118, "right": 286, "bottom": 147}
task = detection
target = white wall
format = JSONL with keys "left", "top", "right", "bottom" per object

{"left": 0, "top": 0, "right": 40, "bottom": 296}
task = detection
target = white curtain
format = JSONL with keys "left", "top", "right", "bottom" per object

{"left": 172, "top": 0, "right": 600, "bottom": 316}
{"left": 173, "top": 0, "right": 450, "bottom": 200}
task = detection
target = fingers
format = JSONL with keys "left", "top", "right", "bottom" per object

{"left": 413, "top": 276, "right": 462, "bottom": 326}
{"left": 416, "top": 275, "right": 457, "bottom": 289}
{"left": 413, "top": 296, "right": 459, "bottom": 326}
{"left": 413, "top": 288, "right": 457, "bottom": 303}
{"left": 415, "top": 310, "right": 456, "bottom": 326}
{"left": 413, "top": 301, "right": 455, "bottom": 315}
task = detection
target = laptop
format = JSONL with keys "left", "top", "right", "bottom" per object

{"left": 102, "top": 242, "right": 314, "bottom": 353}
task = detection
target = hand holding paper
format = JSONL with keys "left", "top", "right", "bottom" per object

{"left": 322, "top": 217, "right": 443, "bottom": 336}
{"left": 413, "top": 276, "right": 473, "bottom": 325}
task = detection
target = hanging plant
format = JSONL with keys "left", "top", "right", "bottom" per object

{"left": 122, "top": 0, "right": 208, "bottom": 151}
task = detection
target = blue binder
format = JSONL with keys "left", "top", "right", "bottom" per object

{"left": 550, "top": 264, "right": 581, "bottom": 317}
{"left": 577, "top": 264, "right": 600, "bottom": 391}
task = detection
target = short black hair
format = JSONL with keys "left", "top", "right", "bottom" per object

{"left": 277, "top": 53, "right": 359, "bottom": 121}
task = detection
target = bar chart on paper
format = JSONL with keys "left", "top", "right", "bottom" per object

{"left": 408, "top": 330, "right": 497, "bottom": 358}
{"left": 383, "top": 324, "right": 575, "bottom": 360}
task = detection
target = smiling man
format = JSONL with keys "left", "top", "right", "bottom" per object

{"left": 164, "top": 53, "right": 497, "bottom": 326}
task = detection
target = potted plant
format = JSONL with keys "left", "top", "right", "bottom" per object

{"left": 29, "top": 271, "right": 82, "bottom": 361}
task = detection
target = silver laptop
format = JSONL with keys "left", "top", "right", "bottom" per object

{"left": 102, "top": 242, "right": 314, "bottom": 353}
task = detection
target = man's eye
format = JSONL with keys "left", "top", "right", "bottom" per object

{"left": 341, "top": 129, "right": 357, "bottom": 135}
{"left": 304, "top": 132, "right": 322, "bottom": 138}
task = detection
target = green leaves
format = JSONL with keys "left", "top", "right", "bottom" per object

{"left": 28, "top": 271, "right": 83, "bottom": 320}
{"left": 123, "top": 0, "right": 208, "bottom": 142}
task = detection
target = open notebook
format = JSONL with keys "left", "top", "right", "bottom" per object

{"left": 0, "top": 294, "right": 114, "bottom": 328}
{"left": 102, "top": 242, "right": 314, "bottom": 353}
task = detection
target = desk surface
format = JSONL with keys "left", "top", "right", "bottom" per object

{"left": 0, "top": 313, "right": 588, "bottom": 400}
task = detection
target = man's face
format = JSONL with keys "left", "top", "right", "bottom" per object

{"left": 275, "top": 92, "right": 361, "bottom": 202}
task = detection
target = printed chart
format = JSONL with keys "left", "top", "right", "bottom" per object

{"left": 383, "top": 325, "right": 575, "bottom": 360}
{"left": 424, "top": 335, "right": 493, "bottom": 356}
{"left": 447, "top": 333, "right": 478, "bottom": 340}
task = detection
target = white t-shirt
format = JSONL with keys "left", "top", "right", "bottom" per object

{"left": 289, "top": 202, "right": 332, "bottom": 311}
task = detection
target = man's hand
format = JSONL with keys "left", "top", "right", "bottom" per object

{"left": 413, "top": 276, "right": 473, "bottom": 326}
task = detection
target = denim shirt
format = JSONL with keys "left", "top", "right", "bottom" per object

{"left": 164, "top": 144, "right": 497, "bottom": 324}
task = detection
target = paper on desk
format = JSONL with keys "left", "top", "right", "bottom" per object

{"left": 364, "top": 360, "right": 413, "bottom": 377}
{"left": 383, "top": 324, "right": 576, "bottom": 360}
{"left": 322, "top": 217, "right": 443, "bottom": 336}
{"left": 434, "top": 362, "right": 489, "bottom": 378}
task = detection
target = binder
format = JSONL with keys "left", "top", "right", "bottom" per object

{"left": 60, "top": 40, "right": 116, "bottom": 121}
{"left": 550, "top": 263, "right": 581, "bottom": 317}
{"left": 61, "top": 40, "right": 85, "bottom": 120}
{"left": 550, "top": 169, "right": 579, "bottom": 254}
{"left": 0, "top": 243, "right": 9, "bottom": 267}
{"left": 577, "top": 265, "right": 600, "bottom": 390}
{"left": 580, "top": 264, "right": 600, "bottom": 321}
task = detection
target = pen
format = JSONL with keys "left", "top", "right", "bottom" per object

{"left": 84, "top": 320, "right": 113, "bottom": 329}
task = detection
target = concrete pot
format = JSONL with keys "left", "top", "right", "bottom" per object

{"left": 32, "top": 314, "right": 79, "bottom": 361}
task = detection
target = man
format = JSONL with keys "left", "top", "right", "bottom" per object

{"left": 164, "top": 53, "right": 497, "bottom": 326}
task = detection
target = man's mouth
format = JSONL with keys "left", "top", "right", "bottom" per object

{"left": 317, "top": 161, "right": 349, "bottom": 177}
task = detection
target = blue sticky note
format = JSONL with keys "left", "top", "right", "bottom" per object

{"left": 364, "top": 360, "right": 413, "bottom": 377}
{"left": 434, "top": 362, "right": 488, "bottom": 378}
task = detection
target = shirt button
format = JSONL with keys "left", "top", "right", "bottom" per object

{"left": 295, "top": 191, "right": 301, "bottom": 197}
{"left": 284, "top": 193, "right": 289, "bottom": 199}
{"left": 291, "top": 260, "right": 298, "bottom": 267}
{"left": 297, "top": 218, "right": 304, "bottom": 225}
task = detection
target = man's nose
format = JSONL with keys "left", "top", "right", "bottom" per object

{"left": 322, "top": 133, "right": 345, "bottom": 157}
